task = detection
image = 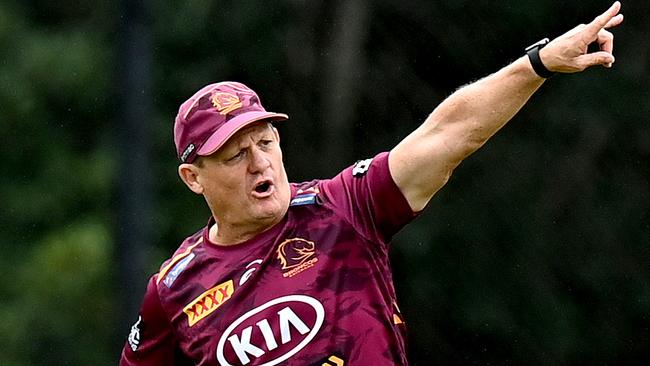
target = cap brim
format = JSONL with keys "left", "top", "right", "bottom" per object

{"left": 196, "top": 111, "right": 288, "bottom": 157}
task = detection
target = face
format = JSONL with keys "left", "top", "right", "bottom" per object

{"left": 182, "top": 122, "right": 290, "bottom": 240}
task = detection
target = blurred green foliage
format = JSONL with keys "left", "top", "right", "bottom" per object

{"left": 1, "top": 220, "right": 113, "bottom": 366}
{"left": 1, "top": 1, "right": 648, "bottom": 365}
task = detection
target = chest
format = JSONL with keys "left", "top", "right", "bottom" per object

{"left": 163, "top": 213, "right": 391, "bottom": 365}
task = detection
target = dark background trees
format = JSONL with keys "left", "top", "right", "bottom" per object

{"left": 1, "top": 1, "right": 648, "bottom": 365}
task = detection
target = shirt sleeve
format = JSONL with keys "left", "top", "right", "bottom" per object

{"left": 119, "top": 276, "right": 188, "bottom": 366}
{"left": 320, "top": 151, "right": 417, "bottom": 244}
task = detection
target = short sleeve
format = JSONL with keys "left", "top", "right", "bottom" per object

{"left": 119, "top": 276, "right": 187, "bottom": 366}
{"left": 320, "top": 151, "right": 417, "bottom": 244}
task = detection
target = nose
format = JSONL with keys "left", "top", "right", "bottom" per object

{"left": 248, "top": 146, "right": 270, "bottom": 173}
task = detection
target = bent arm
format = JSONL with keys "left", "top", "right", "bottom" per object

{"left": 390, "top": 2, "right": 624, "bottom": 212}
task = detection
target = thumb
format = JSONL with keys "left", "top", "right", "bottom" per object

{"left": 577, "top": 51, "right": 616, "bottom": 69}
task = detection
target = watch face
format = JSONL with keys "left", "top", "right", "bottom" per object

{"left": 526, "top": 38, "right": 555, "bottom": 78}
{"left": 525, "top": 37, "right": 550, "bottom": 52}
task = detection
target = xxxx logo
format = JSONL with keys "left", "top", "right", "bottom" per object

{"left": 183, "top": 280, "right": 234, "bottom": 326}
{"left": 276, "top": 238, "right": 319, "bottom": 278}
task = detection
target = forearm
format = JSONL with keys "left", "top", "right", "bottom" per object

{"left": 423, "top": 56, "right": 544, "bottom": 163}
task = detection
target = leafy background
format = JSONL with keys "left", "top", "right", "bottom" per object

{"left": 1, "top": 1, "right": 648, "bottom": 365}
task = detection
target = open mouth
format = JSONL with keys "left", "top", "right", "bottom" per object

{"left": 252, "top": 180, "right": 274, "bottom": 197}
{"left": 255, "top": 181, "right": 271, "bottom": 193}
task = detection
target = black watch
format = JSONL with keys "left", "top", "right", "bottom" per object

{"left": 525, "top": 38, "right": 555, "bottom": 78}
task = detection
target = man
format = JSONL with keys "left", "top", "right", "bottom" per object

{"left": 120, "top": 3, "right": 623, "bottom": 365}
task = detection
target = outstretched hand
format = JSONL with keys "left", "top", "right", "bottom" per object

{"left": 540, "top": 1, "right": 624, "bottom": 73}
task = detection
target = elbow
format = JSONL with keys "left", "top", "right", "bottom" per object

{"left": 425, "top": 111, "right": 489, "bottom": 163}
{"left": 439, "top": 126, "right": 486, "bottom": 166}
{"left": 460, "top": 134, "right": 487, "bottom": 159}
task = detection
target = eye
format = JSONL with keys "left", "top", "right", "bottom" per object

{"left": 227, "top": 150, "right": 245, "bottom": 162}
{"left": 257, "top": 139, "right": 273, "bottom": 151}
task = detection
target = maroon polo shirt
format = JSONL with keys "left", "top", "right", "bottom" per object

{"left": 120, "top": 152, "right": 416, "bottom": 366}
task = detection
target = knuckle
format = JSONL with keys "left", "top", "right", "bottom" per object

{"left": 575, "top": 60, "right": 589, "bottom": 70}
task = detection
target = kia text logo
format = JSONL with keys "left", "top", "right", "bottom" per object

{"left": 216, "top": 295, "right": 325, "bottom": 366}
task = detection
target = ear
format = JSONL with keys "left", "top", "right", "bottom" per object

{"left": 178, "top": 163, "right": 204, "bottom": 195}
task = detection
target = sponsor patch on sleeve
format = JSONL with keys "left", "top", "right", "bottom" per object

{"left": 352, "top": 158, "right": 373, "bottom": 177}
{"left": 163, "top": 253, "right": 195, "bottom": 287}
{"left": 157, "top": 238, "right": 202, "bottom": 286}
{"left": 128, "top": 316, "right": 143, "bottom": 352}
{"left": 290, "top": 186, "right": 321, "bottom": 206}
{"left": 290, "top": 193, "right": 318, "bottom": 206}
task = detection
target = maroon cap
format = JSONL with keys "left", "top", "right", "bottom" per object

{"left": 174, "top": 81, "right": 288, "bottom": 163}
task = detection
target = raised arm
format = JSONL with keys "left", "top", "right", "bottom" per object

{"left": 389, "top": 2, "right": 624, "bottom": 212}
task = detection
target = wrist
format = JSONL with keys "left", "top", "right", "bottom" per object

{"left": 525, "top": 38, "right": 555, "bottom": 78}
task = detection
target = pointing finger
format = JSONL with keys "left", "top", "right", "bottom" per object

{"left": 604, "top": 14, "right": 624, "bottom": 29}
{"left": 587, "top": 2, "right": 622, "bottom": 35}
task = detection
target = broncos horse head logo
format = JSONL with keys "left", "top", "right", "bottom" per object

{"left": 277, "top": 238, "right": 316, "bottom": 270}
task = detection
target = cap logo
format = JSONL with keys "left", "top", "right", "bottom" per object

{"left": 211, "top": 92, "right": 242, "bottom": 115}
{"left": 180, "top": 143, "right": 195, "bottom": 162}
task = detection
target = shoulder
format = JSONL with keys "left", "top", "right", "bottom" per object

{"left": 156, "top": 230, "right": 204, "bottom": 289}
{"left": 320, "top": 152, "right": 392, "bottom": 196}
{"left": 289, "top": 180, "right": 323, "bottom": 207}
{"left": 288, "top": 152, "right": 393, "bottom": 207}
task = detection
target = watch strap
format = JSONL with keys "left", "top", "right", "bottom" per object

{"left": 526, "top": 38, "right": 555, "bottom": 78}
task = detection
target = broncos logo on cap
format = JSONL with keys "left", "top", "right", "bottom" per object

{"left": 211, "top": 92, "right": 243, "bottom": 115}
